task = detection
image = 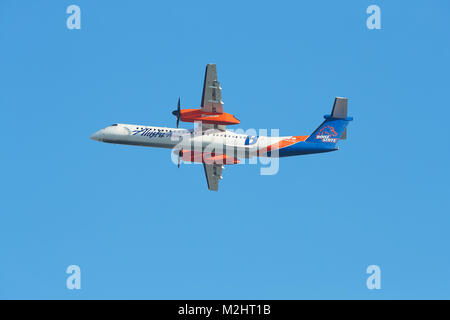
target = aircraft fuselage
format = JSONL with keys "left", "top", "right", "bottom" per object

{"left": 90, "top": 123, "right": 336, "bottom": 158}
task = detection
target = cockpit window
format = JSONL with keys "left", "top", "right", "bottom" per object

{"left": 111, "top": 124, "right": 118, "bottom": 126}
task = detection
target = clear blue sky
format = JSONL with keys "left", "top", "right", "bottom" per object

{"left": 1, "top": 0, "right": 449, "bottom": 299}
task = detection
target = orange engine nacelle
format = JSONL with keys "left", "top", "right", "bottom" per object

{"left": 180, "top": 151, "right": 240, "bottom": 165}
{"left": 179, "top": 109, "right": 240, "bottom": 125}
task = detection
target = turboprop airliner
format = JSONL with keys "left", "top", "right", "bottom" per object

{"left": 91, "top": 64, "right": 353, "bottom": 191}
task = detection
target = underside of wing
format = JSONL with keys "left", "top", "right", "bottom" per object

{"left": 203, "top": 163, "right": 223, "bottom": 191}
{"left": 201, "top": 123, "right": 226, "bottom": 132}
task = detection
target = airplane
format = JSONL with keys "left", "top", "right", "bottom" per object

{"left": 90, "top": 64, "right": 353, "bottom": 191}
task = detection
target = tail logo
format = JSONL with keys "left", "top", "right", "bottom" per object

{"left": 316, "top": 126, "right": 338, "bottom": 143}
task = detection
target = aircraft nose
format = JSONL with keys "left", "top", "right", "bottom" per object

{"left": 90, "top": 129, "right": 104, "bottom": 141}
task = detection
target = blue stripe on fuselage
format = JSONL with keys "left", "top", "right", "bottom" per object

{"left": 277, "top": 141, "right": 337, "bottom": 157}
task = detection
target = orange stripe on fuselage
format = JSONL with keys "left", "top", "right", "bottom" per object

{"left": 257, "top": 135, "right": 308, "bottom": 156}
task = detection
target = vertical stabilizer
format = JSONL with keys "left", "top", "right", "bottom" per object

{"left": 306, "top": 97, "right": 352, "bottom": 145}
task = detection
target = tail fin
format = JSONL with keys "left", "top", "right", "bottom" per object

{"left": 306, "top": 97, "right": 353, "bottom": 145}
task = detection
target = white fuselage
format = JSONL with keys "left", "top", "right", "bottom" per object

{"left": 90, "top": 123, "right": 289, "bottom": 158}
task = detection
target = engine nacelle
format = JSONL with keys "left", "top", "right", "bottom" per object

{"left": 179, "top": 109, "right": 240, "bottom": 125}
{"left": 179, "top": 150, "right": 240, "bottom": 165}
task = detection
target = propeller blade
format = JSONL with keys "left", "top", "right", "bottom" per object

{"left": 177, "top": 149, "right": 182, "bottom": 168}
{"left": 176, "top": 97, "right": 181, "bottom": 128}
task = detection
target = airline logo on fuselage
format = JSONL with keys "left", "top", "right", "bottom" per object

{"left": 132, "top": 128, "right": 173, "bottom": 138}
{"left": 316, "top": 126, "right": 338, "bottom": 143}
{"left": 245, "top": 136, "right": 259, "bottom": 145}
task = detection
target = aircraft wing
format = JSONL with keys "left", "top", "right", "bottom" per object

{"left": 203, "top": 163, "right": 223, "bottom": 191}
{"left": 200, "top": 64, "right": 226, "bottom": 132}
{"left": 201, "top": 64, "right": 224, "bottom": 113}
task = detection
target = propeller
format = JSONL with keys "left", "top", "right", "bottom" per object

{"left": 172, "top": 97, "right": 181, "bottom": 128}
{"left": 177, "top": 149, "right": 183, "bottom": 168}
